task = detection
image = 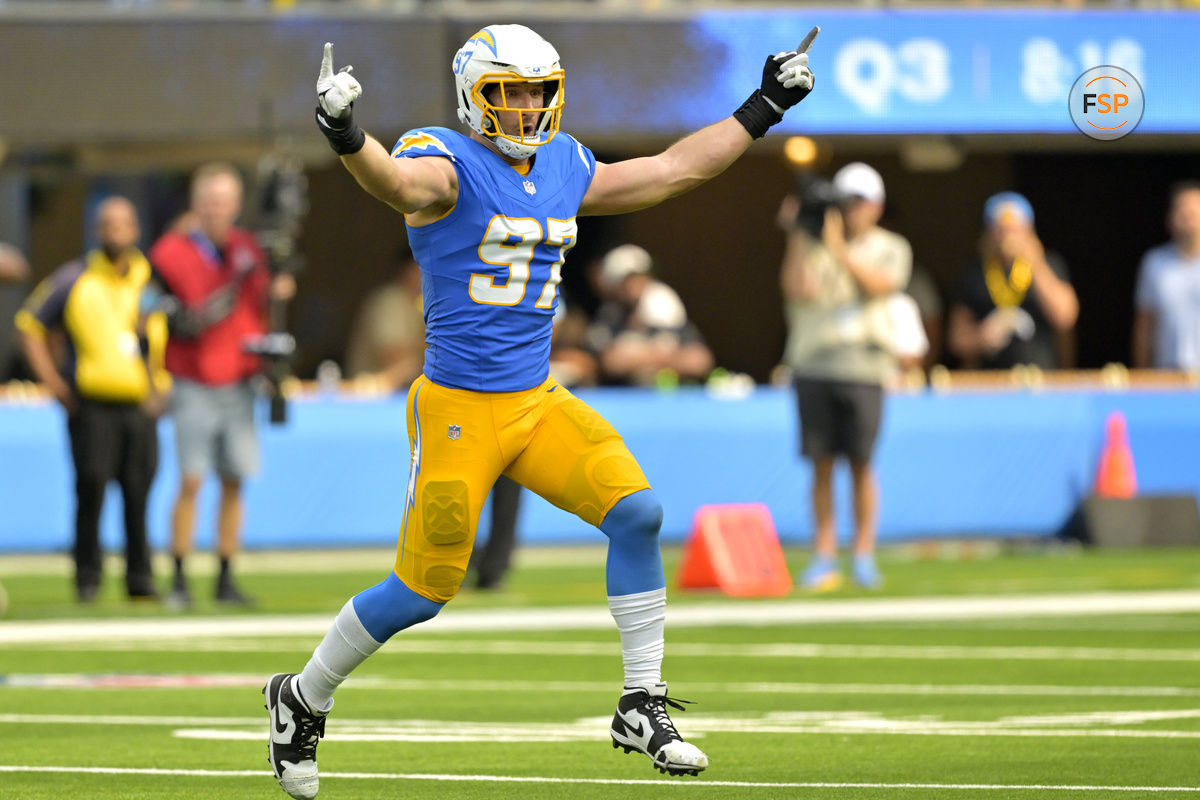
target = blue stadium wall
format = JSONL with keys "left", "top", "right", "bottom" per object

{"left": 2, "top": 386, "right": 1199, "bottom": 553}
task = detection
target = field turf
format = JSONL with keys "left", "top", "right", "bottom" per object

{"left": 1, "top": 543, "right": 1199, "bottom": 799}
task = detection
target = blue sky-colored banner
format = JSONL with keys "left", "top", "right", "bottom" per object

{"left": 688, "top": 10, "right": 1199, "bottom": 134}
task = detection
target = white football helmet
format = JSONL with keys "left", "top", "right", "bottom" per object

{"left": 452, "top": 25, "right": 564, "bottom": 160}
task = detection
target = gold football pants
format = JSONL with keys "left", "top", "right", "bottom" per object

{"left": 394, "top": 374, "right": 651, "bottom": 603}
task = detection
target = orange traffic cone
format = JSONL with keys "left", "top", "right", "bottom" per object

{"left": 677, "top": 504, "right": 793, "bottom": 597}
{"left": 1095, "top": 411, "right": 1137, "bottom": 499}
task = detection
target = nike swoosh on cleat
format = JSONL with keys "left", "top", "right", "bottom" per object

{"left": 615, "top": 716, "right": 644, "bottom": 739}
{"left": 273, "top": 701, "right": 296, "bottom": 743}
{"left": 613, "top": 708, "right": 652, "bottom": 750}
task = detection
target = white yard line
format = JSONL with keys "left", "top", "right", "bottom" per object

{"left": 5, "top": 589, "right": 1200, "bottom": 646}
{"left": 5, "top": 710, "right": 1200, "bottom": 742}
{"left": 891, "top": 618, "right": 1200, "bottom": 632}
{"left": 175, "top": 726, "right": 1200, "bottom": 742}
{"left": 0, "top": 765, "right": 1196, "bottom": 792}
{"left": 5, "top": 673, "right": 1200, "bottom": 698}
{"left": 171, "top": 726, "right": 1200, "bottom": 742}
{"left": 30, "top": 636, "right": 1200, "bottom": 663}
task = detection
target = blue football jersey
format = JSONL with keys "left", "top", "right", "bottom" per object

{"left": 393, "top": 127, "right": 596, "bottom": 392}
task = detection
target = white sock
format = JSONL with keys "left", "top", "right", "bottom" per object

{"left": 608, "top": 587, "right": 666, "bottom": 687}
{"left": 296, "top": 600, "right": 382, "bottom": 713}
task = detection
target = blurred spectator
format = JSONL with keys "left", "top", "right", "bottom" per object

{"left": 14, "top": 196, "right": 167, "bottom": 603}
{"left": 149, "top": 162, "right": 294, "bottom": 608}
{"left": 345, "top": 246, "right": 425, "bottom": 392}
{"left": 778, "top": 162, "right": 912, "bottom": 591}
{"left": 587, "top": 244, "right": 714, "bottom": 387}
{"left": 1132, "top": 180, "right": 1200, "bottom": 370}
{"left": 0, "top": 242, "right": 31, "bottom": 381}
{"left": 947, "top": 192, "right": 1078, "bottom": 370}
{"left": 905, "top": 264, "right": 944, "bottom": 372}
{"left": 468, "top": 474, "right": 523, "bottom": 592}
{"left": 549, "top": 301, "right": 600, "bottom": 388}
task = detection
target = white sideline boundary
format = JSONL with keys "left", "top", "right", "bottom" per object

{"left": 4, "top": 589, "right": 1200, "bottom": 646}
{"left": 0, "top": 765, "right": 1197, "bottom": 792}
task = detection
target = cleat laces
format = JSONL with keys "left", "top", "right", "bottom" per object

{"left": 641, "top": 693, "right": 693, "bottom": 743}
{"left": 294, "top": 712, "right": 326, "bottom": 759}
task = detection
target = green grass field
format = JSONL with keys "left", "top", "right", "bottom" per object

{"left": 2, "top": 544, "right": 1200, "bottom": 799}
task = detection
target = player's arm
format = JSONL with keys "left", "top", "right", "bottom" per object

{"left": 580, "top": 27, "right": 819, "bottom": 217}
{"left": 581, "top": 119, "right": 753, "bottom": 216}
{"left": 314, "top": 44, "right": 457, "bottom": 215}
{"left": 337, "top": 133, "right": 457, "bottom": 215}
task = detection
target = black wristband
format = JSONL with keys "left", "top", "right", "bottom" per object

{"left": 732, "top": 89, "right": 783, "bottom": 140}
{"left": 315, "top": 106, "right": 366, "bottom": 156}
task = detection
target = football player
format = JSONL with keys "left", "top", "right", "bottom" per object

{"left": 265, "top": 23, "right": 818, "bottom": 799}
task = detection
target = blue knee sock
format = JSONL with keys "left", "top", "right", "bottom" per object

{"left": 351, "top": 572, "right": 444, "bottom": 643}
{"left": 600, "top": 489, "right": 666, "bottom": 596}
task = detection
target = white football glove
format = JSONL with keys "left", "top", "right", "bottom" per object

{"left": 734, "top": 26, "right": 819, "bottom": 139}
{"left": 317, "top": 42, "right": 362, "bottom": 119}
{"left": 761, "top": 26, "right": 819, "bottom": 114}
{"left": 775, "top": 49, "right": 814, "bottom": 91}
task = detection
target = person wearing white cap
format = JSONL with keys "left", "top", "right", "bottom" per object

{"left": 778, "top": 161, "right": 912, "bottom": 592}
{"left": 589, "top": 244, "right": 715, "bottom": 387}
{"left": 947, "top": 192, "right": 1077, "bottom": 370}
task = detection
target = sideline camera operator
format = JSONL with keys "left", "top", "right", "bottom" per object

{"left": 148, "top": 162, "right": 297, "bottom": 608}
{"left": 776, "top": 162, "right": 913, "bottom": 593}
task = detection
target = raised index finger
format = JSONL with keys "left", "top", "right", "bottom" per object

{"left": 321, "top": 42, "right": 334, "bottom": 76}
{"left": 797, "top": 26, "right": 820, "bottom": 55}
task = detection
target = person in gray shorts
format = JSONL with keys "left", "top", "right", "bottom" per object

{"left": 777, "top": 162, "right": 913, "bottom": 592}
{"left": 172, "top": 378, "right": 260, "bottom": 487}
{"left": 149, "top": 162, "right": 295, "bottom": 606}
{"left": 168, "top": 377, "right": 260, "bottom": 605}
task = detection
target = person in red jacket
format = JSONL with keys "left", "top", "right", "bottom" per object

{"left": 149, "top": 162, "right": 295, "bottom": 607}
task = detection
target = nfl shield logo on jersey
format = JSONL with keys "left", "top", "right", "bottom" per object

{"left": 447, "top": 424, "right": 462, "bottom": 440}
{"left": 523, "top": 180, "right": 536, "bottom": 195}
